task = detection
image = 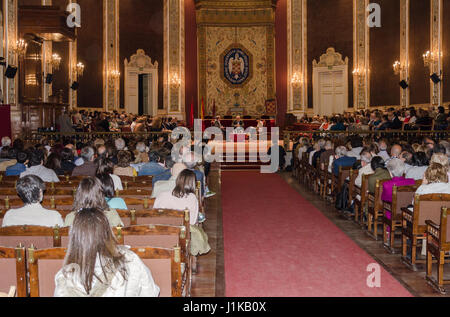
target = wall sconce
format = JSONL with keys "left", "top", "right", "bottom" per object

{"left": 108, "top": 70, "right": 120, "bottom": 87}
{"left": 392, "top": 61, "right": 405, "bottom": 75}
{"left": 10, "top": 39, "right": 28, "bottom": 57}
{"left": 73, "top": 62, "right": 85, "bottom": 79}
{"left": 170, "top": 73, "right": 181, "bottom": 88}
{"left": 47, "top": 53, "right": 62, "bottom": 71}
{"left": 290, "top": 72, "right": 303, "bottom": 89}
{"left": 352, "top": 68, "right": 366, "bottom": 77}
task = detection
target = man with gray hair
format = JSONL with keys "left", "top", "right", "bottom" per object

{"left": 115, "top": 138, "right": 126, "bottom": 151}
{"left": 355, "top": 149, "right": 374, "bottom": 187}
{"left": 0, "top": 136, "right": 11, "bottom": 152}
{"left": 72, "top": 146, "right": 97, "bottom": 177}
{"left": 332, "top": 146, "right": 356, "bottom": 176}
{"left": 381, "top": 158, "right": 415, "bottom": 203}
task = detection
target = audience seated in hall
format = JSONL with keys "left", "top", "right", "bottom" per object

{"left": 414, "top": 163, "right": 450, "bottom": 197}
{"left": 5, "top": 151, "right": 28, "bottom": 176}
{"left": 72, "top": 147, "right": 97, "bottom": 177}
{"left": 331, "top": 146, "right": 356, "bottom": 176}
{"left": 154, "top": 169, "right": 210, "bottom": 257}
{"left": 355, "top": 149, "right": 374, "bottom": 187}
{"left": 368, "top": 157, "right": 391, "bottom": 194}
{"left": 2, "top": 175, "right": 64, "bottom": 228}
{"left": 113, "top": 151, "right": 137, "bottom": 177}
{"left": 64, "top": 177, "right": 124, "bottom": 228}
{"left": 138, "top": 151, "right": 166, "bottom": 177}
{"left": 54, "top": 208, "right": 160, "bottom": 297}
{"left": 381, "top": 159, "right": 415, "bottom": 203}
{"left": 20, "top": 149, "right": 60, "bottom": 183}
{"left": 151, "top": 163, "right": 187, "bottom": 199}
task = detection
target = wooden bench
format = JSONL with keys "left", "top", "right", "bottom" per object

{"left": 0, "top": 225, "right": 65, "bottom": 249}
{"left": 366, "top": 179, "right": 390, "bottom": 240}
{"left": 401, "top": 194, "right": 450, "bottom": 271}
{"left": 426, "top": 207, "right": 450, "bottom": 294}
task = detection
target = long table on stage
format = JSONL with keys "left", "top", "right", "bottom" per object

{"left": 207, "top": 118, "right": 276, "bottom": 131}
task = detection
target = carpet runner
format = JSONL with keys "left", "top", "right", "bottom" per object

{"left": 221, "top": 171, "right": 412, "bottom": 297}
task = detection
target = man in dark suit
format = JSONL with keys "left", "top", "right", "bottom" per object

{"left": 233, "top": 116, "right": 244, "bottom": 130}
{"left": 387, "top": 108, "right": 402, "bottom": 130}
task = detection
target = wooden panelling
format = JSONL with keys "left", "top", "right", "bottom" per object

{"left": 185, "top": 0, "right": 198, "bottom": 119}
{"left": 307, "top": 0, "right": 353, "bottom": 110}
{"left": 409, "top": 0, "right": 430, "bottom": 105}
{"left": 77, "top": 0, "right": 103, "bottom": 108}
{"left": 119, "top": 0, "right": 164, "bottom": 109}
{"left": 52, "top": 41, "right": 69, "bottom": 104}
{"left": 443, "top": 0, "right": 450, "bottom": 103}
{"left": 370, "top": 0, "right": 400, "bottom": 107}
{"left": 275, "top": 0, "right": 287, "bottom": 126}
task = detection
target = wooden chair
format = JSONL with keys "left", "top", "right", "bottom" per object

{"left": 348, "top": 169, "right": 358, "bottom": 212}
{"left": 425, "top": 207, "right": 450, "bottom": 294}
{"left": 401, "top": 194, "right": 450, "bottom": 271}
{"left": 0, "top": 245, "right": 27, "bottom": 297}
{"left": 131, "top": 246, "right": 185, "bottom": 297}
{"left": 329, "top": 166, "right": 352, "bottom": 204}
{"left": 382, "top": 181, "right": 421, "bottom": 253}
{"left": 0, "top": 286, "right": 16, "bottom": 297}
{"left": 122, "top": 181, "right": 153, "bottom": 190}
{"left": 357, "top": 174, "right": 370, "bottom": 226}
{"left": 366, "top": 179, "right": 390, "bottom": 240}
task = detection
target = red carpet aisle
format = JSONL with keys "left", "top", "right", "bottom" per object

{"left": 221, "top": 171, "right": 412, "bottom": 297}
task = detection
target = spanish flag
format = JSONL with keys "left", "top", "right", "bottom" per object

{"left": 200, "top": 97, "right": 205, "bottom": 120}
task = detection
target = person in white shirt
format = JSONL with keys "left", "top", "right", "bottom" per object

{"left": 347, "top": 137, "right": 364, "bottom": 160}
{"left": 20, "top": 149, "right": 60, "bottom": 183}
{"left": 151, "top": 163, "right": 187, "bottom": 198}
{"left": 2, "top": 175, "right": 63, "bottom": 228}
{"left": 54, "top": 208, "right": 159, "bottom": 297}
{"left": 415, "top": 163, "right": 450, "bottom": 197}
{"left": 406, "top": 151, "right": 429, "bottom": 181}
{"left": 355, "top": 150, "right": 374, "bottom": 187}
{"left": 377, "top": 140, "right": 390, "bottom": 162}
{"left": 96, "top": 158, "right": 123, "bottom": 191}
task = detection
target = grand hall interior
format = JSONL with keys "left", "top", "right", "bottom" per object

{"left": 0, "top": 0, "right": 449, "bottom": 301}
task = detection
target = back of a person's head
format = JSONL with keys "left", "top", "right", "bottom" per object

{"left": 12, "top": 139, "right": 24, "bottom": 151}
{"left": 96, "top": 174, "right": 115, "bottom": 199}
{"left": 29, "top": 149, "right": 44, "bottom": 167}
{"left": 1, "top": 136, "right": 11, "bottom": 147}
{"left": 171, "top": 163, "right": 187, "bottom": 179}
{"left": 73, "top": 177, "right": 108, "bottom": 212}
{"left": 360, "top": 150, "right": 372, "bottom": 164}
{"left": 172, "top": 169, "right": 196, "bottom": 199}
{"left": 117, "top": 150, "right": 131, "bottom": 168}
{"left": 45, "top": 153, "right": 62, "bottom": 171}
{"left": 7, "top": 147, "right": 17, "bottom": 160}
{"left": 16, "top": 151, "right": 28, "bottom": 164}
{"left": 386, "top": 158, "right": 406, "bottom": 178}
{"left": 81, "top": 147, "right": 95, "bottom": 162}
{"left": 16, "top": 175, "right": 45, "bottom": 205}
{"left": 371, "top": 156, "right": 385, "bottom": 171}
{"left": 425, "top": 163, "right": 449, "bottom": 184}
{"left": 430, "top": 153, "right": 449, "bottom": 169}
{"left": 413, "top": 152, "right": 429, "bottom": 167}
{"left": 65, "top": 208, "right": 127, "bottom": 295}
{"left": 351, "top": 137, "right": 363, "bottom": 149}
{"left": 335, "top": 146, "right": 347, "bottom": 158}
{"left": 115, "top": 138, "right": 126, "bottom": 151}
{"left": 96, "top": 158, "right": 114, "bottom": 176}
{"left": 136, "top": 142, "right": 146, "bottom": 153}
{"left": 148, "top": 151, "right": 160, "bottom": 163}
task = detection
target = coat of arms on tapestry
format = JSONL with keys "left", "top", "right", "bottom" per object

{"left": 220, "top": 44, "right": 253, "bottom": 88}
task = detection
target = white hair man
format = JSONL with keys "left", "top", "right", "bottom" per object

{"left": 331, "top": 146, "right": 356, "bottom": 177}
{"left": 71, "top": 146, "right": 97, "bottom": 177}
{"left": 355, "top": 149, "right": 374, "bottom": 187}
{"left": 115, "top": 138, "right": 126, "bottom": 151}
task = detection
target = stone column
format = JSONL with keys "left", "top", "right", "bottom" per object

{"left": 42, "top": 0, "right": 52, "bottom": 103}
{"left": 103, "top": 0, "right": 119, "bottom": 111}
{"left": 287, "top": 0, "right": 307, "bottom": 117}
{"left": 400, "top": 0, "right": 410, "bottom": 107}
{"left": 164, "top": 0, "right": 185, "bottom": 119}
{"left": 68, "top": 0, "right": 78, "bottom": 109}
{"left": 430, "top": 0, "right": 443, "bottom": 106}
{"left": 353, "top": 0, "right": 370, "bottom": 109}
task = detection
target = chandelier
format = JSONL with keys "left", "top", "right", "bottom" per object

{"left": 422, "top": 50, "right": 441, "bottom": 68}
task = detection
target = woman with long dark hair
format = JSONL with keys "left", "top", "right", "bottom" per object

{"left": 64, "top": 177, "right": 123, "bottom": 227}
{"left": 54, "top": 208, "right": 159, "bottom": 297}
{"left": 153, "top": 169, "right": 210, "bottom": 256}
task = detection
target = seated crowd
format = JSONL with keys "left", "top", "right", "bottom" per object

{"left": 295, "top": 105, "right": 450, "bottom": 131}
{"left": 0, "top": 133, "right": 214, "bottom": 297}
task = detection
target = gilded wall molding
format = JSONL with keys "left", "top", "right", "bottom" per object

{"left": 103, "top": 0, "right": 119, "bottom": 111}
{"left": 3, "top": 0, "right": 18, "bottom": 106}
{"left": 430, "top": 0, "right": 443, "bottom": 106}
{"left": 68, "top": 0, "right": 77, "bottom": 109}
{"left": 287, "top": 0, "right": 307, "bottom": 115}
{"left": 164, "top": 0, "right": 185, "bottom": 118}
{"left": 400, "top": 0, "right": 410, "bottom": 107}
{"left": 42, "top": 0, "right": 52, "bottom": 103}
{"left": 353, "top": 0, "right": 370, "bottom": 109}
